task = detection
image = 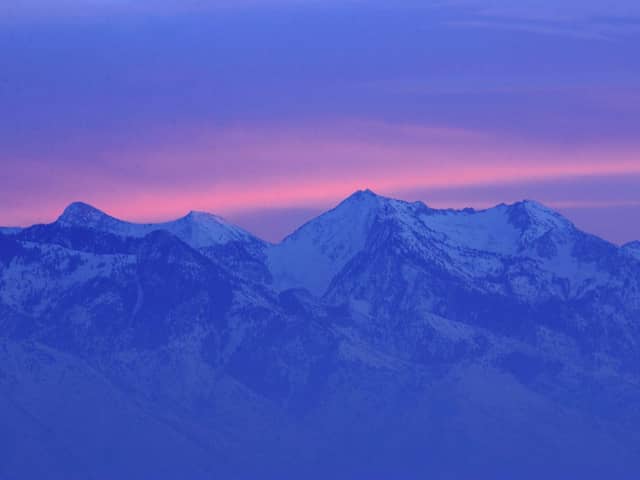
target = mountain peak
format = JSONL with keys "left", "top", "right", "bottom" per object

{"left": 505, "top": 199, "right": 573, "bottom": 233}
{"left": 58, "top": 202, "right": 114, "bottom": 227}
{"left": 269, "top": 189, "right": 389, "bottom": 295}
{"left": 507, "top": 199, "right": 556, "bottom": 215}
{"left": 183, "top": 210, "right": 226, "bottom": 223}
{"left": 354, "top": 188, "right": 378, "bottom": 197}
{"left": 173, "top": 210, "right": 257, "bottom": 247}
{"left": 517, "top": 199, "right": 543, "bottom": 207}
{"left": 61, "top": 201, "right": 102, "bottom": 215}
{"left": 341, "top": 188, "right": 384, "bottom": 205}
{"left": 186, "top": 210, "right": 208, "bottom": 216}
{"left": 52, "top": 202, "right": 259, "bottom": 248}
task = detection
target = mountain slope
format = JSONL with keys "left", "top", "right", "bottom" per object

{"left": 268, "top": 190, "right": 640, "bottom": 366}
{"left": 268, "top": 190, "right": 625, "bottom": 297}
{"left": 58, "top": 201, "right": 259, "bottom": 248}
{"left": 624, "top": 240, "right": 640, "bottom": 260}
{"left": 1, "top": 191, "right": 640, "bottom": 479}
{"left": 267, "top": 189, "right": 382, "bottom": 295}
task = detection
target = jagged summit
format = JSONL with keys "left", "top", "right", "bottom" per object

{"left": 169, "top": 209, "right": 258, "bottom": 248}
{"left": 184, "top": 210, "right": 222, "bottom": 220}
{"left": 319, "top": 190, "right": 576, "bottom": 240}
{"left": 266, "top": 191, "right": 592, "bottom": 295}
{"left": 514, "top": 199, "right": 550, "bottom": 209}
{"left": 48, "top": 194, "right": 577, "bottom": 249}
{"left": 267, "top": 189, "right": 392, "bottom": 294}
{"left": 504, "top": 199, "right": 575, "bottom": 234}
{"left": 58, "top": 201, "right": 114, "bottom": 226}
{"left": 3, "top": 190, "right": 640, "bottom": 480}
{"left": 333, "top": 188, "right": 384, "bottom": 209}
{"left": 61, "top": 201, "right": 101, "bottom": 214}
{"left": 16, "top": 193, "right": 607, "bottom": 283}
{"left": 180, "top": 210, "right": 237, "bottom": 229}
{"left": 185, "top": 210, "right": 214, "bottom": 218}
{"left": 55, "top": 202, "right": 258, "bottom": 248}
{"left": 336, "top": 191, "right": 570, "bottom": 229}
{"left": 345, "top": 188, "right": 379, "bottom": 199}
{"left": 508, "top": 198, "right": 570, "bottom": 220}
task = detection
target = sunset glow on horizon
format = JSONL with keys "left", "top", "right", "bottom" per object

{"left": 1, "top": 1, "right": 639, "bottom": 243}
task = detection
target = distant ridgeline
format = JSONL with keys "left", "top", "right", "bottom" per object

{"left": 1, "top": 190, "right": 640, "bottom": 479}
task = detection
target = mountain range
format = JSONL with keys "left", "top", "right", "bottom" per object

{"left": 1, "top": 190, "right": 640, "bottom": 479}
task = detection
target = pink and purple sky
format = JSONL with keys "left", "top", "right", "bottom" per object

{"left": 1, "top": 1, "right": 639, "bottom": 243}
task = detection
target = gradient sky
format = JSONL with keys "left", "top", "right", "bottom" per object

{"left": 1, "top": 1, "right": 639, "bottom": 243}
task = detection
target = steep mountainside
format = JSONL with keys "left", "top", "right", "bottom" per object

{"left": 1, "top": 192, "right": 640, "bottom": 479}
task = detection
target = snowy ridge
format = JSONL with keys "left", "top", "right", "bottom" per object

{"left": 267, "top": 189, "right": 383, "bottom": 295}
{"left": 2, "top": 189, "right": 640, "bottom": 479}
{"left": 422, "top": 199, "right": 575, "bottom": 255}
{"left": 57, "top": 201, "right": 259, "bottom": 248}
{"left": 267, "top": 189, "right": 614, "bottom": 297}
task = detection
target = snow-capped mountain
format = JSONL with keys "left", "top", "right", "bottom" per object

{"left": 267, "top": 189, "right": 383, "bottom": 295}
{"left": 2, "top": 191, "right": 640, "bottom": 479}
{"left": 58, "top": 201, "right": 259, "bottom": 248}
{"left": 269, "top": 189, "right": 618, "bottom": 297}
{"left": 269, "top": 190, "right": 640, "bottom": 368}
